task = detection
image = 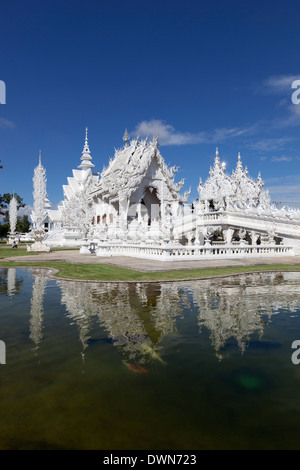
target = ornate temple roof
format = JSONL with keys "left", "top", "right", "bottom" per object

{"left": 90, "top": 134, "right": 190, "bottom": 203}
{"left": 197, "top": 149, "right": 270, "bottom": 210}
{"left": 62, "top": 128, "right": 99, "bottom": 203}
{"left": 46, "top": 129, "right": 99, "bottom": 224}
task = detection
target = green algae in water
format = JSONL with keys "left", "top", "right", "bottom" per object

{"left": 237, "top": 374, "right": 262, "bottom": 390}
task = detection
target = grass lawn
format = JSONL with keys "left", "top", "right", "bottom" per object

{"left": 0, "top": 245, "right": 78, "bottom": 258}
{"left": 0, "top": 245, "right": 39, "bottom": 258}
{"left": 1, "top": 243, "right": 300, "bottom": 281}
{"left": 0, "top": 258, "right": 300, "bottom": 282}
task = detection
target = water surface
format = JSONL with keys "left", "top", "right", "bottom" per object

{"left": 1, "top": 267, "right": 300, "bottom": 449}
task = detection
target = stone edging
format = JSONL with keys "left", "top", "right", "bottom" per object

{"left": 9, "top": 265, "right": 300, "bottom": 285}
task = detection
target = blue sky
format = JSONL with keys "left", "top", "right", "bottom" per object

{"left": 1, "top": 0, "right": 300, "bottom": 211}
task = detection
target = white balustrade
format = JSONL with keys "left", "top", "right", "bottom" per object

{"left": 93, "top": 242, "right": 294, "bottom": 261}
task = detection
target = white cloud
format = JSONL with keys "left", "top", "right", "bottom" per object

{"left": 267, "top": 184, "right": 300, "bottom": 207}
{"left": 0, "top": 117, "right": 15, "bottom": 128}
{"left": 131, "top": 120, "right": 203, "bottom": 145}
{"left": 131, "top": 119, "right": 255, "bottom": 146}
{"left": 269, "top": 184, "right": 300, "bottom": 194}
{"left": 265, "top": 175, "right": 300, "bottom": 206}
{"left": 271, "top": 104, "right": 300, "bottom": 128}
{"left": 265, "top": 174, "right": 300, "bottom": 184}
{"left": 258, "top": 74, "right": 300, "bottom": 95}
{"left": 271, "top": 155, "right": 294, "bottom": 162}
{"left": 18, "top": 205, "right": 33, "bottom": 217}
{"left": 253, "top": 75, "right": 300, "bottom": 129}
{"left": 289, "top": 102, "right": 300, "bottom": 117}
{"left": 250, "top": 137, "right": 294, "bottom": 152}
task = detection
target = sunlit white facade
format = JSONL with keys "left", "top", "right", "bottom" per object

{"left": 33, "top": 128, "right": 300, "bottom": 260}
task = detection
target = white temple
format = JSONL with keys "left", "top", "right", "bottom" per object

{"left": 31, "top": 127, "right": 300, "bottom": 260}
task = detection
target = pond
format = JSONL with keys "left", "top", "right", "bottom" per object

{"left": 0, "top": 267, "right": 300, "bottom": 450}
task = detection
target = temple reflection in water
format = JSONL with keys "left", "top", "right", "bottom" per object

{"left": 3, "top": 268, "right": 300, "bottom": 363}
{"left": 60, "top": 280, "right": 181, "bottom": 364}
{"left": 29, "top": 270, "right": 47, "bottom": 350}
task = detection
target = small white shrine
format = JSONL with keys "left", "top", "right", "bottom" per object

{"left": 31, "top": 128, "right": 300, "bottom": 260}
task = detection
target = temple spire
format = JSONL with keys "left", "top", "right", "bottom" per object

{"left": 123, "top": 128, "right": 129, "bottom": 146}
{"left": 78, "top": 127, "right": 95, "bottom": 170}
{"left": 236, "top": 152, "right": 243, "bottom": 170}
{"left": 215, "top": 147, "right": 221, "bottom": 166}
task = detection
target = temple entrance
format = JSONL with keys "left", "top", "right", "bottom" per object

{"left": 142, "top": 187, "right": 161, "bottom": 223}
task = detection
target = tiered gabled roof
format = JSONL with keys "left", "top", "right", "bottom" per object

{"left": 47, "top": 129, "right": 99, "bottom": 224}
{"left": 90, "top": 134, "right": 190, "bottom": 203}
{"left": 61, "top": 128, "right": 99, "bottom": 203}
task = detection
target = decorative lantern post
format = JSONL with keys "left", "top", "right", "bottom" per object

{"left": 7, "top": 194, "right": 18, "bottom": 244}
{"left": 27, "top": 151, "right": 50, "bottom": 252}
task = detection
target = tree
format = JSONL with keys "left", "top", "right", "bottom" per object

{"left": 0, "top": 223, "right": 9, "bottom": 238}
{"left": 16, "top": 215, "right": 31, "bottom": 233}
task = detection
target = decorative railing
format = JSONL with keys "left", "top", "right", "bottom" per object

{"left": 93, "top": 242, "right": 294, "bottom": 261}
{"left": 172, "top": 209, "right": 300, "bottom": 240}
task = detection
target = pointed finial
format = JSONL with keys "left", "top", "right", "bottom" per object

{"left": 236, "top": 151, "right": 243, "bottom": 171}
{"left": 215, "top": 147, "right": 221, "bottom": 165}
{"left": 78, "top": 126, "right": 94, "bottom": 170}
{"left": 123, "top": 128, "right": 129, "bottom": 145}
{"left": 153, "top": 135, "right": 159, "bottom": 148}
{"left": 83, "top": 127, "right": 90, "bottom": 151}
{"left": 84, "top": 127, "right": 89, "bottom": 148}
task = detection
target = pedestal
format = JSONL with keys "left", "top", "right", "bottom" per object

{"left": 27, "top": 241, "right": 50, "bottom": 252}
{"left": 26, "top": 229, "right": 50, "bottom": 252}
{"left": 7, "top": 233, "right": 18, "bottom": 245}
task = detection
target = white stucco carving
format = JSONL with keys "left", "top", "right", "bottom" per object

{"left": 30, "top": 129, "right": 300, "bottom": 259}
{"left": 28, "top": 152, "right": 50, "bottom": 252}
{"left": 9, "top": 195, "right": 17, "bottom": 235}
